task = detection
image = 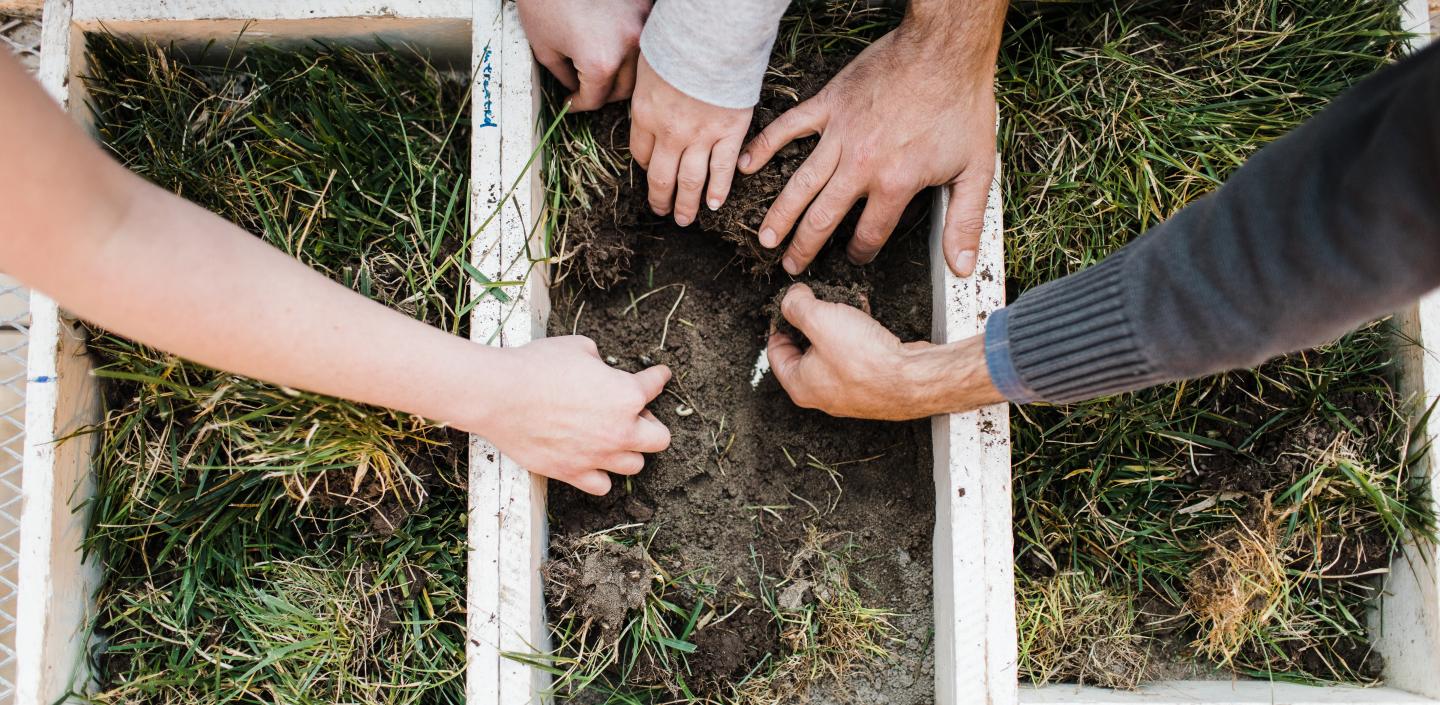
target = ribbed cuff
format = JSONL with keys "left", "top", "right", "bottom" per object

{"left": 1002, "top": 249, "right": 1163, "bottom": 403}
{"left": 983, "top": 308, "right": 1039, "bottom": 404}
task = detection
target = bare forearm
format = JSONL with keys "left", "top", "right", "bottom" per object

{"left": 51, "top": 181, "right": 507, "bottom": 427}
{"left": 901, "top": 0, "right": 1007, "bottom": 74}
{"left": 0, "top": 52, "right": 501, "bottom": 429}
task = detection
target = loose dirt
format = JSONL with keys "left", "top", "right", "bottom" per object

{"left": 548, "top": 189, "right": 935, "bottom": 704}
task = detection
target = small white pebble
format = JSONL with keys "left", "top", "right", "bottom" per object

{"left": 605, "top": 355, "right": 618, "bottom": 365}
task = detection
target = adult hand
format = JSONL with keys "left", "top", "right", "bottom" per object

{"left": 739, "top": 7, "right": 1003, "bottom": 276}
{"left": 767, "top": 285, "right": 1003, "bottom": 420}
{"left": 516, "top": 0, "right": 651, "bottom": 111}
{"left": 484, "top": 336, "right": 672, "bottom": 495}
{"left": 630, "top": 53, "right": 753, "bottom": 227}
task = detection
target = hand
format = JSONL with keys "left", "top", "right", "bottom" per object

{"left": 479, "top": 336, "right": 672, "bottom": 495}
{"left": 767, "top": 285, "right": 1003, "bottom": 420}
{"left": 517, "top": 0, "right": 651, "bottom": 111}
{"left": 630, "top": 53, "right": 753, "bottom": 227}
{"left": 739, "top": 19, "right": 1000, "bottom": 276}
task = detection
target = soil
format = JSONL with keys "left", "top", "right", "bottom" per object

{"left": 547, "top": 181, "right": 934, "bottom": 702}
{"left": 561, "top": 50, "right": 854, "bottom": 288}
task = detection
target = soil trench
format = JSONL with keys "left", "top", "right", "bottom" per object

{"left": 548, "top": 213, "right": 936, "bottom": 703}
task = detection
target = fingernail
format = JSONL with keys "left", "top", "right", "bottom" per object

{"left": 782, "top": 256, "right": 801, "bottom": 275}
{"left": 738, "top": 152, "right": 751, "bottom": 170}
{"left": 760, "top": 228, "right": 777, "bottom": 248}
{"left": 707, "top": 198, "right": 721, "bottom": 211}
{"left": 676, "top": 213, "right": 692, "bottom": 227}
{"left": 954, "top": 249, "right": 977, "bottom": 276}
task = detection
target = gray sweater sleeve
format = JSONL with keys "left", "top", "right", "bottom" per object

{"left": 985, "top": 42, "right": 1440, "bottom": 404}
{"left": 640, "top": 0, "right": 791, "bottom": 109}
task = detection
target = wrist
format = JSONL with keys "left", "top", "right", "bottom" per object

{"left": 895, "top": 0, "right": 1005, "bottom": 74}
{"left": 897, "top": 335, "right": 1005, "bottom": 416}
{"left": 431, "top": 341, "right": 523, "bottom": 436}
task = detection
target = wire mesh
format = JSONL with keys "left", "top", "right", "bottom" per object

{"left": 0, "top": 13, "right": 41, "bottom": 702}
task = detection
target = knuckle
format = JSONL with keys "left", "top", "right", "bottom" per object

{"left": 803, "top": 206, "right": 835, "bottom": 231}
{"left": 677, "top": 174, "right": 706, "bottom": 191}
{"left": 852, "top": 228, "right": 885, "bottom": 250}
{"left": 950, "top": 216, "right": 986, "bottom": 241}
{"left": 792, "top": 168, "right": 820, "bottom": 192}
{"left": 877, "top": 171, "right": 912, "bottom": 197}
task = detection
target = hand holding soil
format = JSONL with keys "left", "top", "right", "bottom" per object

{"left": 630, "top": 54, "right": 753, "bottom": 227}
{"left": 740, "top": 13, "right": 1001, "bottom": 277}
{"left": 482, "top": 336, "right": 673, "bottom": 495}
{"left": 769, "top": 283, "right": 1004, "bottom": 419}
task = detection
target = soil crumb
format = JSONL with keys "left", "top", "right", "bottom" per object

{"left": 545, "top": 537, "right": 654, "bottom": 642}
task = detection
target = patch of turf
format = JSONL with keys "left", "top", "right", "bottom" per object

{"left": 80, "top": 34, "right": 471, "bottom": 704}
{"left": 999, "top": 0, "right": 1431, "bottom": 685}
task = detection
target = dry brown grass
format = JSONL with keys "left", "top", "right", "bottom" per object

{"left": 1017, "top": 572, "right": 1151, "bottom": 690}
{"left": 1185, "top": 496, "right": 1288, "bottom": 664}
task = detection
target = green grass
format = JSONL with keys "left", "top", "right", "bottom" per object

{"left": 79, "top": 34, "right": 472, "bottom": 704}
{"left": 1000, "top": 0, "right": 1431, "bottom": 685}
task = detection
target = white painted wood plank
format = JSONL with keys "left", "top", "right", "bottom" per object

{"left": 16, "top": 296, "right": 100, "bottom": 705}
{"left": 494, "top": 2, "right": 549, "bottom": 702}
{"left": 932, "top": 163, "right": 1011, "bottom": 705}
{"left": 1021, "top": 682, "right": 1440, "bottom": 705}
{"left": 71, "top": 0, "right": 467, "bottom": 21}
{"left": 974, "top": 160, "right": 1018, "bottom": 705}
{"left": 16, "top": 3, "right": 104, "bottom": 703}
{"left": 467, "top": 2, "right": 505, "bottom": 705}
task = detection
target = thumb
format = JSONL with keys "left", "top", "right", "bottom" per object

{"left": 779, "top": 284, "right": 820, "bottom": 336}
{"left": 633, "top": 364, "right": 672, "bottom": 402}
{"left": 942, "top": 161, "right": 996, "bottom": 278}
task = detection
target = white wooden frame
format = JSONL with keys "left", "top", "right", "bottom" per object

{"left": 19, "top": 1, "right": 1438, "bottom": 705}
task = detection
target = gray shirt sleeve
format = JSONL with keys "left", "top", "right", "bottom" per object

{"left": 640, "top": 0, "right": 791, "bottom": 109}
{"left": 985, "top": 41, "right": 1440, "bottom": 404}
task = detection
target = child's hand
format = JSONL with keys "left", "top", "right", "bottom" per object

{"left": 476, "top": 336, "right": 672, "bottom": 495}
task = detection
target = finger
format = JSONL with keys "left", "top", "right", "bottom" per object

{"left": 673, "top": 143, "right": 713, "bottom": 227}
{"left": 601, "top": 452, "right": 646, "bottom": 476}
{"left": 706, "top": 133, "right": 743, "bottom": 212}
{"left": 779, "top": 284, "right": 820, "bottom": 336}
{"left": 757, "top": 140, "right": 840, "bottom": 253}
{"left": 633, "top": 365, "right": 673, "bottom": 402}
{"left": 943, "top": 164, "right": 995, "bottom": 277}
{"left": 607, "top": 52, "right": 639, "bottom": 103}
{"left": 846, "top": 191, "right": 909, "bottom": 265}
{"left": 630, "top": 413, "right": 672, "bottom": 453}
{"left": 571, "top": 470, "right": 613, "bottom": 496}
{"left": 568, "top": 62, "right": 618, "bottom": 112}
{"left": 646, "top": 144, "right": 682, "bottom": 216}
{"left": 766, "top": 332, "right": 810, "bottom": 404}
{"left": 535, "top": 50, "right": 578, "bottom": 92}
{"left": 630, "top": 126, "right": 656, "bottom": 171}
{"left": 739, "top": 99, "right": 826, "bottom": 175}
{"left": 784, "top": 173, "right": 861, "bottom": 275}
